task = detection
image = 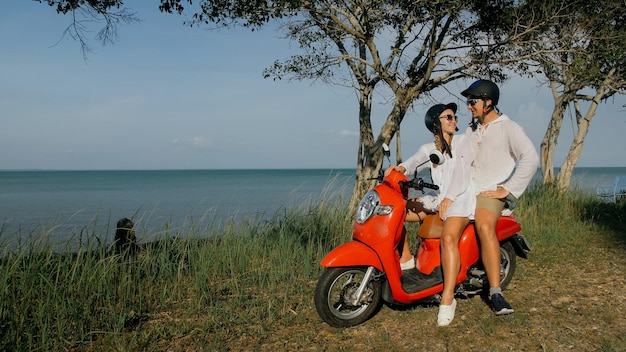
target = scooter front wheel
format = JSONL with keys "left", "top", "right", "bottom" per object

{"left": 314, "top": 266, "right": 382, "bottom": 328}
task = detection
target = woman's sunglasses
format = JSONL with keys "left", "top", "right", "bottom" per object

{"left": 439, "top": 114, "right": 457, "bottom": 121}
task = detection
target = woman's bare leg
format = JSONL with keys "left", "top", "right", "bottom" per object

{"left": 440, "top": 216, "right": 469, "bottom": 305}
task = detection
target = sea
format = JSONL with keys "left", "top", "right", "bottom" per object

{"left": 1, "top": 167, "right": 624, "bottom": 249}
{"left": 0, "top": 169, "right": 355, "bottom": 248}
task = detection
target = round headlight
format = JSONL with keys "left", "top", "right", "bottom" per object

{"left": 356, "top": 190, "right": 380, "bottom": 224}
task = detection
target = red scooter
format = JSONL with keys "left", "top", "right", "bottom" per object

{"left": 314, "top": 144, "right": 531, "bottom": 327}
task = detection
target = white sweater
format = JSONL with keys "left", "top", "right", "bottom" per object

{"left": 467, "top": 114, "right": 539, "bottom": 198}
{"left": 400, "top": 134, "right": 475, "bottom": 219}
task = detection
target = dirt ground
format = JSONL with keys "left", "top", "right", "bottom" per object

{"left": 252, "top": 243, "right": 626, "bottom": 352}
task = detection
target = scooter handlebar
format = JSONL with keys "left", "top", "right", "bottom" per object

{"left": 401, "top": 178, "right": 439, "bottom": 191}
{"left": 419, "top": 180, "right": 439, "bottom": 190}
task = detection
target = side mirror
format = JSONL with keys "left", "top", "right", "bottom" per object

{"left": 429, "top": 150, "right": 444, "bottom": 165}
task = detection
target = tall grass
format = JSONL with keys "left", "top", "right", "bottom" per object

{"left": 515, "top": 183, "right": 626, "bottom": 254}
{"left": 0, "top": 192, "right": 352, "bottom": 351}
{"left": 1, "top": 185, "right": 624, "bottom": 351}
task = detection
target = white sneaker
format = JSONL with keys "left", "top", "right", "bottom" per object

{"left": 437, "top": 299, "right": 457, "bottom": 326}
{"left": 400, "top": 256, "right": 415, "bottom": 270}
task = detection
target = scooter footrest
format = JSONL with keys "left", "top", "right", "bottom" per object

{"left": 400, "top": 266, "right": 443, "bottom": 294}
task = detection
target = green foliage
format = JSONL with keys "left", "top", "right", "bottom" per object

{"left": 35, "top": 0, "right": 142, "bottom": 59}
{"left": 159, "top": 0, "right": 194, "bottom": 15}
{"left": 36, "top": 0, "right": 125, "bottom": 14}
{"left": 513, "top": 0, "right": 626, "bottom": 86}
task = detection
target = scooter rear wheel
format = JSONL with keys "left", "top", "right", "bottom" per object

{"left": 499, "top": 241, "right": 517, "bottom": 290}
{"left": 314, "top": 267, "right": 382, "bottom": 328}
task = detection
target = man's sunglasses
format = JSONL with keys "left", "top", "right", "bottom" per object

{"left": 439, "top": 114, "right": 457, "bottom": 121}
{"left": 466, "top": 98, "right": 481, "bottom": 106}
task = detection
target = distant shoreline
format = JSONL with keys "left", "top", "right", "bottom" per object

{"left": 1, "top": 166, "right": 625, "bottom": 172}
{"left": 0, "top": 168, "right": 358, "bottom": 173}
{"left": 1, "top": 168, "right": 623, "bottom": 246}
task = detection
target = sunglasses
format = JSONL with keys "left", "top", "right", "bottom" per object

{"left": 466, "top": 98, "right": 481, "bottom": 107}
{"left": 439, "top": 114, "right": 457, "bottom": 121}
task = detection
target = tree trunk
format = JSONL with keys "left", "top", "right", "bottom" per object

{"left": 396, "top": 129, "right": 402, "bottom": 164}
{"left": 541, "top": 84, "right": 568, "bottom": 184}
{"left": 348, "top": 88, "right": 413, "bottom": 211}
{"left": 349, "top": 85, "right": 377, "bottom": 212}
{"left": 556, "top": 92, "right": 602, "bottom": 193}
{"left": 539, "top": 110, "right": 561, "bottom": 183}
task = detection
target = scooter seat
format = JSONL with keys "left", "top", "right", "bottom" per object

{"left": 417, "top": 214, "right": 442, "bottom": 239}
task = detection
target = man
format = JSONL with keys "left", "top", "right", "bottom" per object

{"left": 461, "top": 79, "right": 539, "bottom": 315}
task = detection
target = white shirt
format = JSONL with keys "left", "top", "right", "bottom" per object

{"left": 400, "top": 134, "right": 475, "bottom": 219}
{"left": 467, "top": 114, "right": 539, "bottom": 198}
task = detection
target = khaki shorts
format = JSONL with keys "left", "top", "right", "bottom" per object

{"left": 476, "top": 195, "right": 506, "bottom": 214}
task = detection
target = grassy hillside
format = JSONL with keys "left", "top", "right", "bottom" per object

{"left": 1, "top": 185, "right": 625, "bottom": 351}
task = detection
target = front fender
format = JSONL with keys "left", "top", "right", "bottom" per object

{"left": 320, "top": 241, "right": 382, "bottom": 270}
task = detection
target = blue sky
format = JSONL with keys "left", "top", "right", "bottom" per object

{"left": 1, "top": 0, "right": 625, "bottom": 170}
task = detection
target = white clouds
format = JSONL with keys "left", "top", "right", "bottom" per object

{"left": 338, "top": 130, "right": 359, "bottom": 138}
{"left": 189, "top": 136, "right": 210, "bottom": 148}
{"left": 172, "top": 137, "right": 210, "bottom": 148}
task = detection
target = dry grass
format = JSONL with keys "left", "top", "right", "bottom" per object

{"left": 200, "top": 243, "right": 626, "bottom": 352}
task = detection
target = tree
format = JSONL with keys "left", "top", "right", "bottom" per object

{"left": 158, "top": 0, "right": 560, "bottom": 208}
{"left": 38, "top": 0, "right": 598, "bottom": 202}
{"left": 510, "top": 0, "right": 626, "bottom": 192}
{"left": 34, "top": 0, "right": 140, "bottom": 59}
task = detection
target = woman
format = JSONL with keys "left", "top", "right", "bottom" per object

{"left": 385, "top": 102, "right": 475, "bottom": 326}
